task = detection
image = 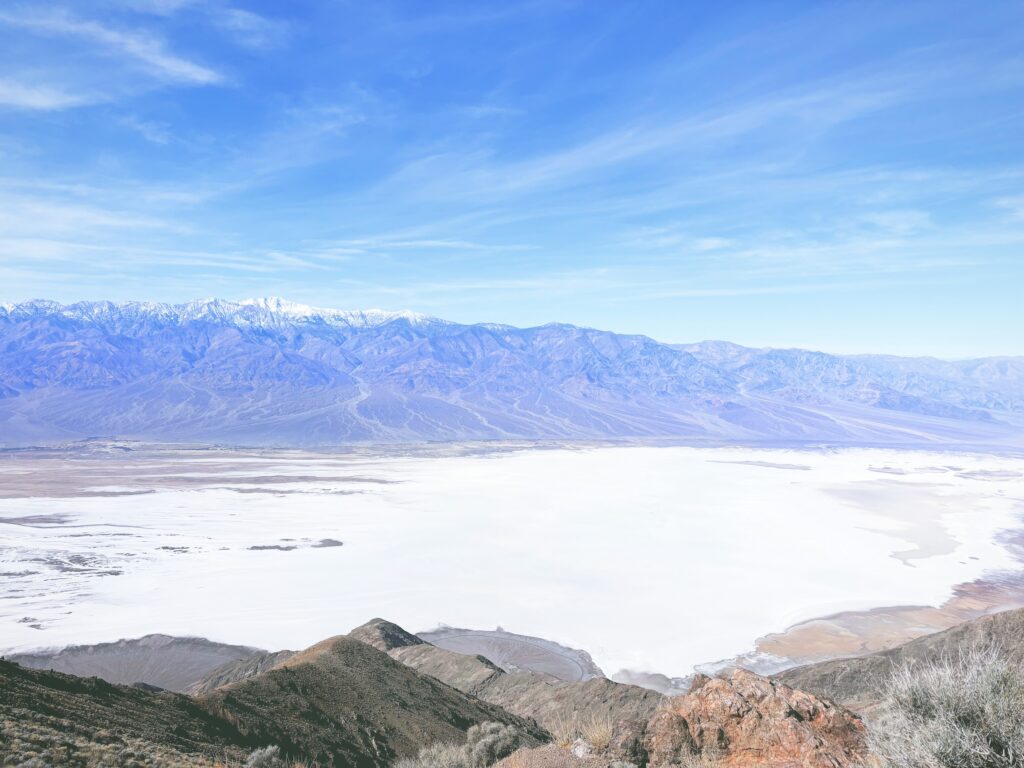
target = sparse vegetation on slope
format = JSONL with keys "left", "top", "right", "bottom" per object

{"left": 0, "top": 659, "right": 251, "bottom": 767}
{"left": 778, "top": 607, "right": 1024, "bottom": 716}
{"left": 869, "top": 643, "right": 1024, "bottom": 768}
{"left": 396, "top": 722, "right": 528, "bottom": 768}
{"left": 0, "top": 630, "right": 544, "bottom": 768}
{"left": 199, "top": 636, "right": 545, "bottom": 767}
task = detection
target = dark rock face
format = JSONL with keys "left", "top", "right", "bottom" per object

{"left": 606, "top": 719, "right": 649, "bottom": 766}
{"left": 645, "top": 669, "right": 867, "bottom": 768}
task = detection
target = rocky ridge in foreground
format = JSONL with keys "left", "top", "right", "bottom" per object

{"left": 7, "top": 602, "right": 1024, "bottom": 767}
{"left": 1, "top": 616, "right": 876, "bottom": 768}
{"left": 17, "top": 606, "right": 1024, "bottom": 766}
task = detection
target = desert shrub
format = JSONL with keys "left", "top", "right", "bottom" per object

{"left": 547, "top": 713, "right": 577, "bottom": 748}
{"left": 464, "top": 723, "right": 525, "bottom": 768}
{"left": 397, "top": 722, "right": 527, "bottom": 768}
{"left": 869, "top": 643, "right": 1024, "bottom": 768}
{"left": 579, "top": 714, "right": 614, "bottom": 752}
{"left": 395, "top": 741, "right": 467, "bottom": 768}
{"left": 541, "top": 712, "right": 614, "bottom": 753}
{"left": 244, "top": 745, "right": 286, "bottom": 768}
{"left": 14, "top": 759, "right": 53, "bottom": 768}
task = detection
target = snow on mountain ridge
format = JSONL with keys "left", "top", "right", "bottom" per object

{"left": 0, "top": 298, "right": 1022, "bottom": 448}
{"left": 0, "top": 298, "right": 438, "bottom": 329}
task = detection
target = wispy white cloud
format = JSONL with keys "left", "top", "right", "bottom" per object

{"left": 619, "top": 280, "right": 889, "bottom": 301}
{"left": 120, "top": 114, "right": 173, "bottom": 144}
{"left": 860, "top": 209, "right": 932, "bottom": 234}
{"left": 379, "top": 79, "right": 902, "bottom": 202}
{"left": 995, "top": 195, "right": 1024, "bottom": 220}
{"left": 0, "top": 78, "right": 96, "bottom": 110}
{"left": 0, "top": 237, "right": 321, "bottom": 273}
{"left": 457, "top": 104, "right": 524, "bottom": 119}
{"left": 694, "top": 237, "right": 732, "bottom": 252}
{"left": 213, "top": 102, "right": 368, "bottom": 186}
{"left": 321, "top": 236, "right": 535, "bottom": 253}
{"left": 211, "top": 8, "right": 289, "bottom": 50}
{"left": 111, "top": 1, "right": 289, "bottom": 49}
{"left": 0, "top": 1, "right": 1019, "bottom": 355}
{"left": 0, "top": 8, "right": 224, "bottom": 85}
{"left": 114, "top": 0, "right": 196, "bottom": 15}
{"left": 616, "top": 227, "right": 734, "bottom": 252}
{"left": 0, "top": 198, "right": 175, "bottom": 233}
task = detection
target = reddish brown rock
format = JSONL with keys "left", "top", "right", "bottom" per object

{"left": 645, "top": 669, "right": 867, "bottom": 768}
{"left": 645, "top": 709, "right": 698, "bottom": 764}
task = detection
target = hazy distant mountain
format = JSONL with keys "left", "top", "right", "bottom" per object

{"left": 0, "top": 298, "right": 1021, "bottom": 448}
{"left": 8, "top": 634, "right": 268, "bottom": 693}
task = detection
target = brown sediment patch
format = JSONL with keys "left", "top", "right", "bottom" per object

{"left": 0, "top": 453, "right": 394, "bottom": 497}
{"left": 756, "top": 571, "right": 1024, "bottom": 665}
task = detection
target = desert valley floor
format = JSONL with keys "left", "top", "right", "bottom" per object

{"left": 1, "top": 443, "right": 1023, "bottom": 681}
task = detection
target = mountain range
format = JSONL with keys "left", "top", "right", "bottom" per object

{"left": 1, "top": 298, "right": 1021, "bottom": 448}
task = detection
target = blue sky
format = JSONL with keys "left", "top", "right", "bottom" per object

{"left": 1, "top": 0, "right": 1022, "bottom": 356}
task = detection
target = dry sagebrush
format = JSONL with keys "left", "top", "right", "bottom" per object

{"left": 395, "top": 722, "right": 527, "bottom": 768}
{"left": 545, "top": 712, "right": 615, "bottom": 752}
{"left": 870, "top": 643, "right": 1024, "bottom": 768}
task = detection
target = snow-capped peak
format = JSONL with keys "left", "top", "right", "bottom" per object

{"left": 239, "top": 297, "right": 322, "bottom": 317}
{"left": 0, "top": 298, "right": 439, "bottom": 329}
